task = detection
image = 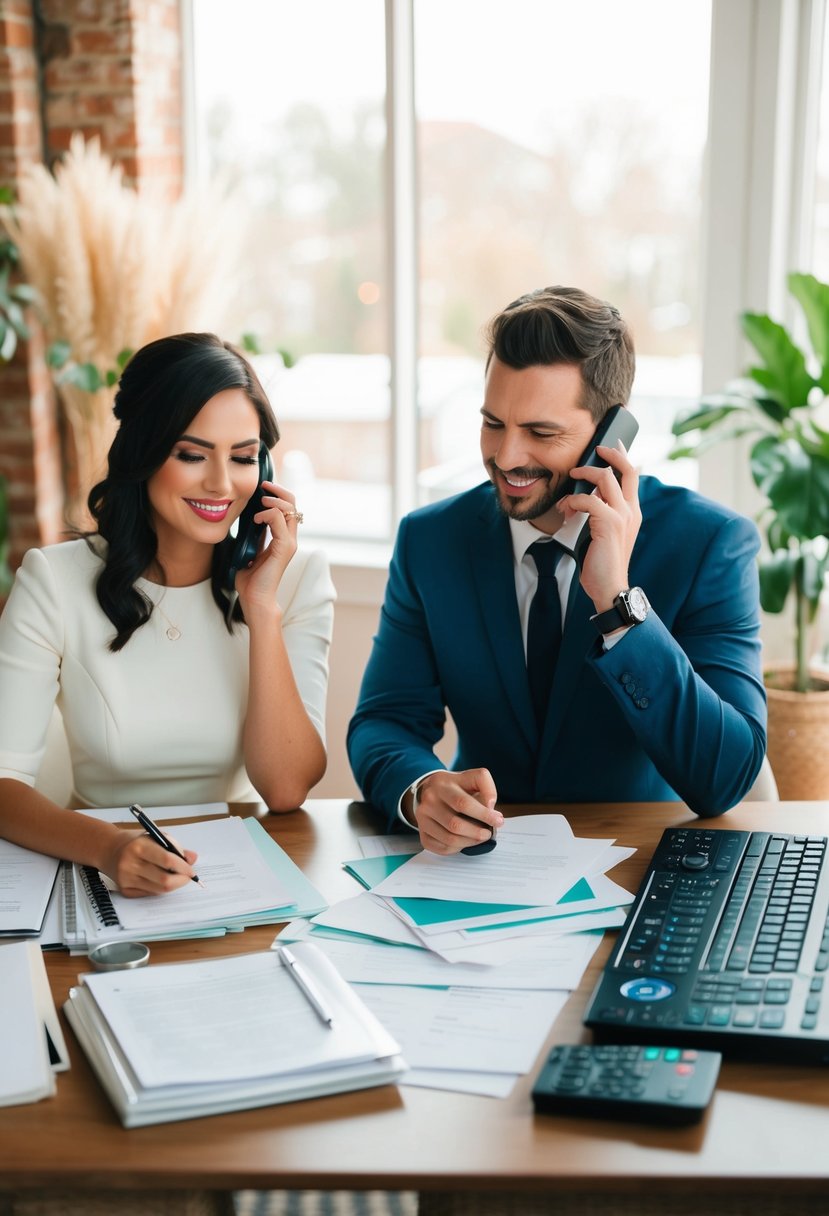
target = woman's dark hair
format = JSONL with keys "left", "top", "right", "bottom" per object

{"left": 86, "top": 332, "right": 280, "bottom": 651}
{"left": 484, "top": 286, "right": 635, "bottom": 422}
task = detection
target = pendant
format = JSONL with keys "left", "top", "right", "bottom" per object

{"left": 165, "top": 625, "right": 181, "bottom": 641}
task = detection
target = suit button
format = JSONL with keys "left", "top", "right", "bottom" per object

{"left": 637, "top": 696, "right": 649, "bottom": 708}
{"left": 620, "top": 672, "right": 633, "bottom": 683}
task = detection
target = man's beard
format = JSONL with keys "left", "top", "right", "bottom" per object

{"left": 488, "top": 460, "right": 564, "bottom": 522}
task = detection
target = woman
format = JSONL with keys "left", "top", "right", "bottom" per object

{"left": 0, "top": 333, "right": 335, "bottom": 895}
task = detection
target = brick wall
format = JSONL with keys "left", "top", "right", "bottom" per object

{"left": 0, "top": 0, "right": 184, "bottom": 569}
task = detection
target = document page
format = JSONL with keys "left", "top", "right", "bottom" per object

{"left": 108, "top": 816, "right": 294, "bottom": 930}
{"left": 373, "top": 815, "right": 613, "bottom": 906}
{"left": 0, "top": 839, "right": 60, "bottom": 935}
{"left": 72, "top": 802, "right": 229, "bottom": 824}
{"left": 0, "top": 942, "right": 56, "bottom": 1106}
{"left": 81, "top": 946, "right": 397, "bottom": 1089}
{"left": 356, "top": 983, "right": 566, "bottom": 1074}
{"left": 290, "top": 928, "right": 602, "bottom": 991}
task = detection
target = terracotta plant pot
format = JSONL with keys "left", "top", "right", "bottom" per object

{"left": 764, "top": 665, "right": 829, "bottom": 800}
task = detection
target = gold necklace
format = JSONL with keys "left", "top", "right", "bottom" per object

{"left": 152, "top": 594, "right": 181, "bottom": 641}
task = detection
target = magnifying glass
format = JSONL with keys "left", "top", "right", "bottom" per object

{"left": 88, "top": 941, "right": 150, "bottom": 971}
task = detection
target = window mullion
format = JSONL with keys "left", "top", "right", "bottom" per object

{"left": 385, "top": 0, "right": 418, "bottom": 529}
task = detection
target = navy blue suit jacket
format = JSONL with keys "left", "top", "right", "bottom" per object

{"left": 347, "top": 478, "right": 768, "bottom": 830}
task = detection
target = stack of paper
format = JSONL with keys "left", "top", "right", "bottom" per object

{"left": 63, "top": 943, "right": 406, "bottom": 1126}
{"left": 0, "top": 838, "right": 61, "bottom": 937}
{"left": 0, "top": 941, "right": 69, "bottom": 1107}
{"left": 63, "top": 815, "right": 327, "bottom": 952}
{"left": 277, "top": 814, "right": 634, "bottom": 1097}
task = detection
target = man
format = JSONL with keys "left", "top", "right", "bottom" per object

{"left": 347, "top": 286, "right": 767, "bottom": 852}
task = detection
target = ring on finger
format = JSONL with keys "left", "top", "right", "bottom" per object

{"left": 283, "top": 510, "right": 304, "bottom": 524}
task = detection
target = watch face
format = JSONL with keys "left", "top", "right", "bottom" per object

{"left": 625, "top": 587, "right": 649, "bottom": 623}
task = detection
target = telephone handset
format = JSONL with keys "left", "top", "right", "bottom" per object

{"left": 224, "top": 443, "right": 274, "bottom": 590}
{"left": 560, "top": 404, "right": 639, "bottom": 567}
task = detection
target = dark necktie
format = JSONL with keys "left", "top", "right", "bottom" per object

{"left": 527, "top": 539, "right": 565, "bottom": 729}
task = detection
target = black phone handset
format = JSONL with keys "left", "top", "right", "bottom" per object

{"left": 225, "top": 443, "right": 274, "bottom": 591}
{"left": 562, "top": 404, "right": 639, "bottom": 567}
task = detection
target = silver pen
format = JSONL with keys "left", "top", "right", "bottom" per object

{"left": 277, "top": 944, "right": 335, "bottom": 1028}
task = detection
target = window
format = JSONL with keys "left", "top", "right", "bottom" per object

{"left": 189, "top": 0, "right": 713, "bottom": 542}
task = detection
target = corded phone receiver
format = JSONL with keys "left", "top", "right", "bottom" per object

{"left": 224, "top": 443, "right": 274, "bottom": 591}
{"left": 563, "top": 405, "right": 639, "bottom": 567}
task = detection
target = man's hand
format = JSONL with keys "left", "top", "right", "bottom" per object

{"left": 559, "top": 440, "right": 642, "bottom": 613}
{"left": 412, "top": 769, "right": 503, "bottom": 854}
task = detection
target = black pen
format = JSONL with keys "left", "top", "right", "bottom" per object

{"left": 128, "top": 804, "right": 206, "bottom": 888}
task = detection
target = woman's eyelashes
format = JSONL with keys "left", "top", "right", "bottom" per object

{"left": 173, "top": 450, "right": 258, "bottom": 465}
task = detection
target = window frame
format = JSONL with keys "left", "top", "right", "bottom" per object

{"left": 180, "top": 0, "right": 827, "bottom": 546}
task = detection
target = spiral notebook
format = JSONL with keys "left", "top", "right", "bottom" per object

{"left": 62, "top": 816, "right": 327, "bottom": 950}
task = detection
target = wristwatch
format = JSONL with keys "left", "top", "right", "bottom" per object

{"left": 590, "top": 587, "right": 650, "bottom": 635}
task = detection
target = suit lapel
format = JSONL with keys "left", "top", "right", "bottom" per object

{"left": 468, "top": 494, "right": 537, "bottom": 751}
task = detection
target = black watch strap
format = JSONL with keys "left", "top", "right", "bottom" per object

{"left": 590, "top": 587, "right": 650, "bottom": 635}
{"left": 590, "top": 602, "right": 629, "bottom": 635}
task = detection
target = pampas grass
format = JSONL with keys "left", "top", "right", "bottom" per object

{"left": 4, "top": 133, "right": 238, "bottom": 368}
{"left": 2, "top": 134, "right": 241, "bottom": 519}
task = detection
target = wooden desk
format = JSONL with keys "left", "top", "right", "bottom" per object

{"left": 2, "top": 800, "right": 829, "bottom": 1216}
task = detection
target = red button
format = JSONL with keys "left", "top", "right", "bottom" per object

{"left": 675, "top": 1063, "right": 694, "bottom": 1076}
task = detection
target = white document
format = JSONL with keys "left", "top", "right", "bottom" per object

{"left": 358, "top": 835, "right": 422, "bottom": 859}
{"left": 72, "top": 802, "right": 229, "bottom": 824}
{"left": 372, "top": 815, "right": 613, "bottom": 907}
{"left": 356, "top": 983, "right": 566, "bottom": 1074}
{"left": 401, "top": 1069, "right": 517, "bottom": 1098}
{"left": 0, "top": 942, "right": 58, "bottom": 1106}
{"left": 385, "top": 871, "right": 634, "bottom": 937}
{"left": 288, "top": 927, "right": 602, "bottom": 991}
{"left": 79, "top": 946, "right": 401, "bottom": 1090}
{"left": 425, "top": 909, "right": 627, "bottom": 963}
{"left": 311, "top": 894, "right": 426, "bottom": 948}
{"left": 108, "top": 816, "right": 293, "bottom": 931}
{"left": 0, "top": 838, "right": 61, "bottom": 935}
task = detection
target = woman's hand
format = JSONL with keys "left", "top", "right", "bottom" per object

{"left": 104, "top": 829, "right": 199, "bottom": 898}
{"left": 234, "top": 480, "right": 301, "bottom": 616}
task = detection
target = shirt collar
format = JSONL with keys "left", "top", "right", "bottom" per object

{"left": 508, "top": 509, "right": 589, "bottom": 565}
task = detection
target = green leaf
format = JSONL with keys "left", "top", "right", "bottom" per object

{"left": 0, "top": 320, "right": 15, "bottom": 362}
{"left": 276, "top": 346, "right": 295, "bottom": 369}
{"left": 765, "top": 517, "right": 791, "bottom": 552}
{"left": 751, "top": 435, "right": 829, "bottom": 538}
{"left": 799, "top": 546, "right": 829, "bottom": 611}
{"left": 752, "top": 395, "right": 787, "bottom": 424}
{"left": 116, "top": 348, "right": 132, "bottom": 370}
{"left": 63, "top": 362, "right": 103, "bottom": 393}
{"left": 46, "top": 340, "right": 71, "bottom": 369}
{"left": 241, "top": 332, "right": 262, "bottom": 354}
{"left": 741, "top": 312, "right": 814, "bottom": 413}
{"left": 670, "top": 403, "right": 747, "bottom": 437}
{"left": 105, "top": 369, "right": 118, "bottom": 387}
{"left": 789, "top": 273, "right": 829, "bottom": 389}
{"left": 10, "top": 283, "right": 37, "bottom": 304}
{"left": 758, "top": 551, "right": 796, "bottom": 614}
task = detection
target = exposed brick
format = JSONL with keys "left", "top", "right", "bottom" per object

{"left": 72, "top": 27, "right": 132, "bottom": 56}
{"left": 1, "top": 0, "right": 184, "bottom": 550}
{"left": 0, "top": 16, "right": 35, "bottom": 51}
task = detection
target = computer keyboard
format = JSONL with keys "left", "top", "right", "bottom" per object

{"left": 583, "top": 827, "right": 829, "bottom": 1063}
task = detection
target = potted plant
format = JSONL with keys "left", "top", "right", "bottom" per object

{"left": 671, "top": 271, "right": 829, "bottom": 799}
